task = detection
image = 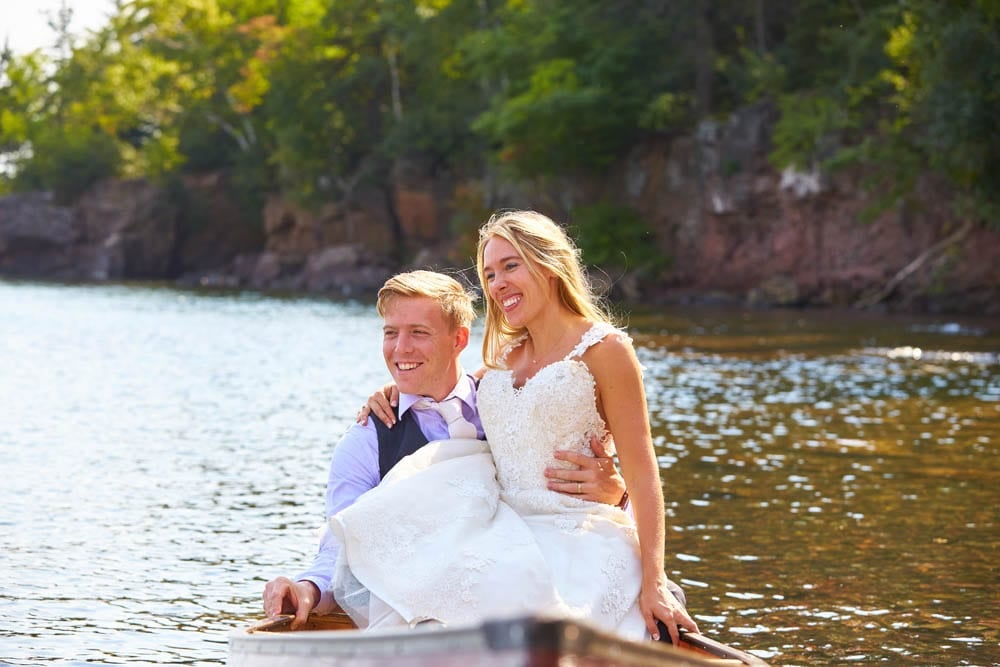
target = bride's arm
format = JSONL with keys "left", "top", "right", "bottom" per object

{"left": 587, "top": 334, "right": 699, "bottom": 644}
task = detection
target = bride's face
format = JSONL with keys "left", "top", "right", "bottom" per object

{"left": 482, "top": 236, "right": 552, "bottom": 328}
{"left": 381, "top": 296, "right": 468, "bottom": 400}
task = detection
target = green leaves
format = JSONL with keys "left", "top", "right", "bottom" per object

{"left": 472, "top": 59, "right": 628, "bottom": 174}
{"left": 765, "top": 0, "right": 999, "bottom": 225}
{"left": 570, "top": 202, "right": 667, "bottom": 274}
{"left": 0, "top": 0, "right": 995, "bottom": 228}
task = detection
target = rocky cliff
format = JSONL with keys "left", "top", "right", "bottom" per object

{"left": 1, "top": 106, "right": 997, "bottom": 314}
{"left": 612, "top": 107, "right": 998, "bottom": 313}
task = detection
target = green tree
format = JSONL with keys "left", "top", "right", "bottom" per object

{"left": 464, "top": 1, "right": 691, "bottom": 176}
{"left": 881, "top": 0, "right": 1000, "bottom": 222}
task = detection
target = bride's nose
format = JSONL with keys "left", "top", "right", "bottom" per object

{"left": 490, "top": 275, "right": 507, "bottom": 295}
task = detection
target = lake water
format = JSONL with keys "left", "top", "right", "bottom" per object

{"left": 1, "top": 280, "right": 997, "bottom": 666}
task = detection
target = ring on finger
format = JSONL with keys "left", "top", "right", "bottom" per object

{"left": 577, "top": 482, "right": 582, "bottom": 494}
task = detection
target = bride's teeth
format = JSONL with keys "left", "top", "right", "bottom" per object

{"left": 503, "top": 296, "right": 519, "bottom": 308}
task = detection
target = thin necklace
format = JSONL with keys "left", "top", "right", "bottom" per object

{"left": 529, "top": 324, "right": 578, "bottom": 365}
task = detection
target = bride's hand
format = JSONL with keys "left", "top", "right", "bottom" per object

{"left": 357, "top": 383, "right": 400, "bottom": 427}
{"left": 640, "top": 575, "right": 699, "bottom": 644}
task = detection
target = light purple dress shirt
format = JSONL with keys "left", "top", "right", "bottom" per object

{"left": 296, "top": 373, "right": 484, "bottom": 613}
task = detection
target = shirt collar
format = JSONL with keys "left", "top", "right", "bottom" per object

{"left": 399, "top": 371, "right": 476, "bottom": 417}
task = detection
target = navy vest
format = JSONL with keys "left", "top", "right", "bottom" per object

{"left": 374, "top": 407, "right": 430, "bottom": 479}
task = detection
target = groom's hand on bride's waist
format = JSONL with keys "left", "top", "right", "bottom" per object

{"left": 546, "top": 435, "right": 627, "bottom": 506}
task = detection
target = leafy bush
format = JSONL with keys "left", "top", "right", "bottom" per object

{"left": 12, "top": 124, "right": 120, "bottom": 203}
{"left": 570, "top": 202, "right": 667, "bottom": 273}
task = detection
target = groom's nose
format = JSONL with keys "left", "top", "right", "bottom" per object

{"left": 396, "top": 331, "right": 414, "bottom": 351}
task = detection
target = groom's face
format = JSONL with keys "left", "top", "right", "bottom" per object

{"left": 381, "top": 296, "right": 468, "bottom": 401}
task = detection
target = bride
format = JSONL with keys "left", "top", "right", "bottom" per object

{"left": 330, "top": 210, "right": 698, "bottom": 643}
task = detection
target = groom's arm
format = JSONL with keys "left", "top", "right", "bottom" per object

{"left": 264, "top": 423, "right": 380, "bottom": 625}
{"left": 297, "top": 422, "right": 381, "bottom": 611}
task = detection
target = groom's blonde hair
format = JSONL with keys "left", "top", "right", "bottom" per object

{"left": 377, "top": 270, "right": 477, "bottom": 331}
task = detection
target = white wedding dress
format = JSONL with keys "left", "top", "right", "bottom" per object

{"left": 329, "top": 322, "right": 647, "bottom": 638}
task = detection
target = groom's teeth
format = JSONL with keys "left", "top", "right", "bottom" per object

{"left": 398, "top": 362, "right": 419, "bottom": 370}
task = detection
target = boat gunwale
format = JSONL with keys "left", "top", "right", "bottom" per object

{"left": 230, "top": 614, "right": 769, "bottom": 666}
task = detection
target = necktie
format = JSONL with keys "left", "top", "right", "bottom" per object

{"left": 414, "top": 397, "right": 478, "bottom": 440}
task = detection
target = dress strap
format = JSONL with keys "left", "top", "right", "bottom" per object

{"left": 563, "top": 322, "right": 627, "bottom": 361}
{"left": 498, "top": 334, "right": 529, "bottom": 367}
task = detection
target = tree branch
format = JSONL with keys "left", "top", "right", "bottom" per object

{"left": 854, "top": 219, "right": 974, "bottom": 308}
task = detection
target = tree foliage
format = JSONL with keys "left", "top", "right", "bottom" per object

{"left": 0, "top": 0, "right": 996, "bottom": 222}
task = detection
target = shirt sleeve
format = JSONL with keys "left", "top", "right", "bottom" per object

{"left": 295, "top": 422, "right": 379, "bottom": 613}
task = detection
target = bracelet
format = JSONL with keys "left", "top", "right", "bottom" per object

{"left": 616, "top": 490, "right": 629, "bottom": 509}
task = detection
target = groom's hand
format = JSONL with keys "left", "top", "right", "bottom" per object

{"left": 546, "top": 435, "right": 627, "bottom": 506}
{"left": 263, "top": 576, "right": 319, "bottom": 630}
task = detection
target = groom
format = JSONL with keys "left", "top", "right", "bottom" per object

{"left": 263, "top": 270, "right": 677, "bottom": 629}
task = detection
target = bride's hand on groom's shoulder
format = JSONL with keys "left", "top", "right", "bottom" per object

{"left": 357, "top": 383, "right": 399, "bottom": 427}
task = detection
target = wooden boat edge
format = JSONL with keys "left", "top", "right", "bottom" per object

{"left": 231, "top": 614, "right": 770, "bottom": 666}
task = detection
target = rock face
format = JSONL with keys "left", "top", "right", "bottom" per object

{"left": 1, "top": 105, "right": 998, "bottom": 313}
{"left": 0, "top": 177, "right": 255, "bottom": 283}
{"left": 0, "top": 181, "right": 181, "bottom": 281}
{"left": 262, "top": 190, "right": 394, "bottom": 256}
{"left": 74, "top": 179, "right": 179, "bottom": 279}
{"left": 609, "top": 104, "right": 1000, "bottom": 312}
{"left": 0, "top": 192, "right": 79, "bottom": 278}
{"left": 174, "top": 171, "right": 265, "bottom": 277}
{"left": 248, "top": 188, "right": 397, "bottom": 294}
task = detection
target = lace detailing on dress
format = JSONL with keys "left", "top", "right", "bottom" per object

{"left": 564, "top": 321, "right": 628, "bottom": 361}
{"left": 439, "top": 549, "right": 496, "bottom": 607}
{"left": 448, "top": 477, "right": 493, "bottom": 501}
{"left": 497, "top": 334, "right": 529, "bottom": 367}
{"left": 600, "top": 553, "right": 631, "bottom": 618}
{"left": 479, "top": 322, "right": 629, "bottom": 510}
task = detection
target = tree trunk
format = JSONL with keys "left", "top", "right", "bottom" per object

{"left": 386, "top": 43, "right": 403, "bottom": 120}
{"left": 754, "top": 0, "right": 767, "bottom": 53}
{"left": 694, "top": 0, "right": 715, "bottom": 116}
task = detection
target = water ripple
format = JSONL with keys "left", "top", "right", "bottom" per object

{"left": 1, "top": 283, "right": 997, "bottom": 665}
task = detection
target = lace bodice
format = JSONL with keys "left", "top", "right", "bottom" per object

{"left": 477, "top": 322, "right": 626, "bottom": 513}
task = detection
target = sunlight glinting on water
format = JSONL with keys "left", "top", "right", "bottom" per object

{"left": 634, "top": 321, "right": 999, "bottom": 666}
{"left": 1, "top": 284, "right": 997, "bottom": 665}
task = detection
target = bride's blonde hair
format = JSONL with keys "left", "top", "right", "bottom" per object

{"left": 476, "top": 210, "right": 614, "bottom": 368}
